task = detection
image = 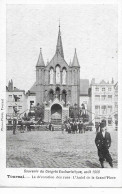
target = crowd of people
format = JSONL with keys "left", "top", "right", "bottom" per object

{"left": 61, "top": 120, "right": 86, "bottom": 134}
{"left": 48, "top": 119, "right": 87, "bottom": 133}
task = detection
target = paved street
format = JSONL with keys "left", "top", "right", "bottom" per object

{"left": 6, "top": 130, "right": 118, "bottom": 168}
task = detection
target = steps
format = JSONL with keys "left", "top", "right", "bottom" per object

{"left": 51, "top": 119, "right": 62, "bottom": 131}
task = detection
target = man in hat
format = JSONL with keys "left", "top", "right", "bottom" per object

{"left": 95, "top": 120, "right": 113, "bottom": 168}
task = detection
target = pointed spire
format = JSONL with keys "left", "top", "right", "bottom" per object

{"left": 72, "top": 48, "right": 80, "bottom": 67}
{"left": 36, "top": 48, "right": 45, "bottom": 67}
{"left": 56, "top": 23, "right": 64, "bottom": 58}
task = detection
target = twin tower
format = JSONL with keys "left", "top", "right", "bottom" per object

{"left": 35, "top": 25, "right": 80, "bottom": 109}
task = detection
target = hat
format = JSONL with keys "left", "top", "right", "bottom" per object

{"left": 100, "top": 120, "right": 106, "bottom": 128}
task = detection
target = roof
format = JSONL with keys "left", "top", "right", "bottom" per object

{"left": 72, "top": 49, "right": 80, "bottom": 67}
{"left": 80, "top": 79, "right": 89, "bottom": 96}
{"left": 47, "top": 51, "right": 69, "bottom": 69}
{"left": 91, "top": 79, "right": 115, "bottom": 86}
{"left": 13, "top": 87, "right": 25, "bottom": 92}
{"left": 99, "top": 80, "right": 107, "bottom": 84}
{"left": 6, "top": 86, "right": 25, "bottom": 93}
{"left": 56, "top": 25, "right": 64, "bottom": 58}
{"left": 29, "top": 82, "right": 37, "bottom": 93}
{"left": 36, "top": 48, "right": 45, "bottom": 67}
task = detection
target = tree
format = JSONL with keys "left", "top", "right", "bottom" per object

{"left": 69, "top": 106, "right": 80, "bottom": 119}
{"left": 35, "top": 103, "right": 44, "bottom": 121}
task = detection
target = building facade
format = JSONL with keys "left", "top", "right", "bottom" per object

{"left": 29, "top": 26, "right": 80, "bottom": 123}
{"left": 79, "top": 79, "right": 89, "bottom": 110}
{"left": 90, "top": 79, "right": 116, "bottom": 130}
{"left": 6, "top": 26, "right": 118, "bottom": 128}
{"left": 6, "top": 80, "right": 27, "bottom": 123}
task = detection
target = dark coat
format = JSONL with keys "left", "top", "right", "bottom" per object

{"left": 49, "top": 124, "right": 52, "bottom": 131}
{"left": 95, "top": 131, "right": 111, "bottom": 150}
{"left": 73, "top": 123, "right": 77, "bottom": 131}
{"left": 70, "top": 123, "right": 74, "bottom": 130}
{"left": 78, "top": 123, "right": 83, "bottom": 130}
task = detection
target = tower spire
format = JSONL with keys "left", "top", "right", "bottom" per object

{"left": 36, "top": 48, "right": 45, "bottom": 67}
{"left": 59, "top": 18, "right": 60, "bottom": 29}
{"left": 72, "top": 48, "right": 80, "bottom": 67}
{"left": 56, "top": 23, "right": 64, "bottom": 58}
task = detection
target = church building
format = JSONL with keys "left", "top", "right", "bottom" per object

{"left": 29, "top": 25, "right": 80, "bottom": 123}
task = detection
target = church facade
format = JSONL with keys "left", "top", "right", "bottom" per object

{"left": 29, "top": 25, "right": 80, "bottom": 123}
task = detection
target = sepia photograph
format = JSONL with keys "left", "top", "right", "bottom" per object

{"left": 1, "top": 0, "right": 122, "bottom": 188}
{"left": 6, "top": 3, "right": 118, "bottom": 169}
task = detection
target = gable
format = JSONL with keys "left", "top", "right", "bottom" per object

{"left": 46, "top": 52, "right": 69, "bottom": 71}
{"left": 99, "top": 80, "right": 107, "bottom": 84}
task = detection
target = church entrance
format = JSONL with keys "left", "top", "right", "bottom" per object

{"left": 51, "top": 104, "right": 62, "bottom": 124}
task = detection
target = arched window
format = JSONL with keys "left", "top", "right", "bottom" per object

{"left": 62, "top": 68, "right": 66, "bottom": 85}
{"left": 50, "top": 67, "right": 54, "bottom": 84}
{"left": 56, "top": 65, "right": 60, "bottom": 84}
{"left": 62, "top": 90, "right": 67, "bottom": 104}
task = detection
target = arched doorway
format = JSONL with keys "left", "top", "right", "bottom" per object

{"left": 51, "top": 104, "right": 62, "bottom": 124}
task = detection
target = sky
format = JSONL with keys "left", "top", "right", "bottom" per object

{"left": 6, "top": 4, "right": 118, "bottom": 91}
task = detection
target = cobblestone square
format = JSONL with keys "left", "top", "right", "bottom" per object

{"left": 6, "top": 130, "right": 118, "bottom": 168}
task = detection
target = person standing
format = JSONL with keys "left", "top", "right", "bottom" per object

{"left": 74, "top": 121, "right": 77, "bottom": 133}
{"left": 83, "top": 122, "right": 86, "bottom": 133}
{"left": 61, "top": 123, "right": 65, "bottom": 133}
{"left": 19, "top": 118, "right": 24, "bottom": 133}
{"left": 67, "top": 122, "right": 71, "bottom": 133}
{"left": 49, "top": 122, "right": 52, "bottom": 131}
{"left": 78, "top": 121, "right": 83, "bottom": 133}
{"left": 52, "top": 124, "right": 54, "bottom": 131}
{"left": 95, "top": 120, "right": 113, "bottom": 168}
{"left": 70, "top": 121, "right": 74, "bottom": 133}
{"left": 13, "top": 118, "right": 17, "bottom": 135}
